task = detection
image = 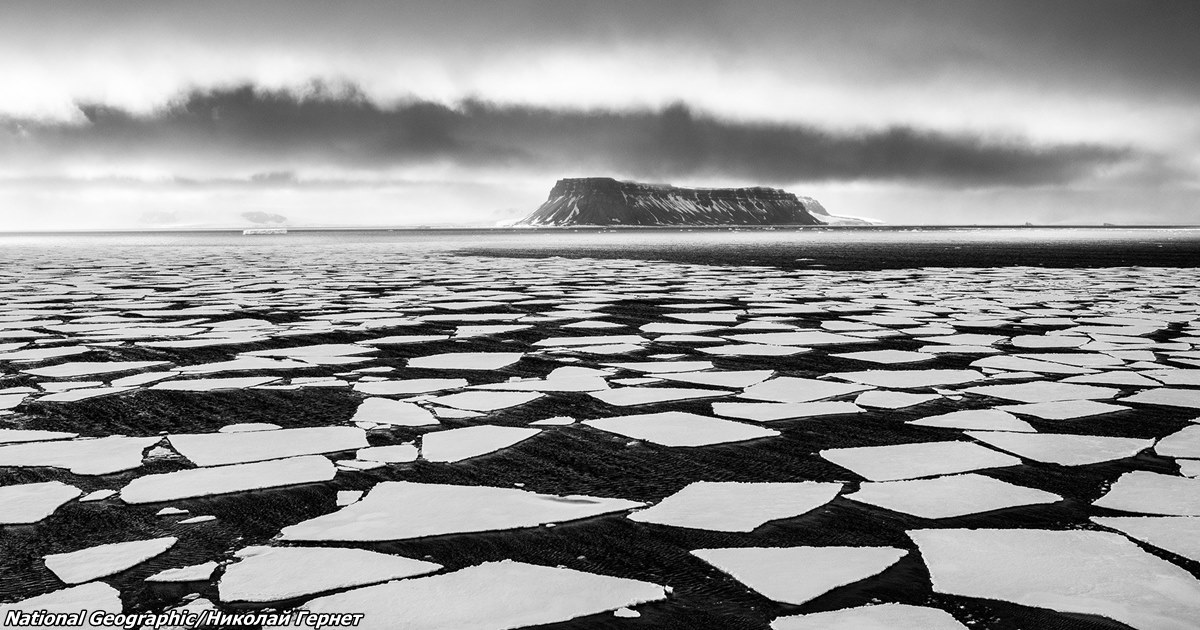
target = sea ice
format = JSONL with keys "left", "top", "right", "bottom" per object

{"left": 0, "top": 583, "right": 121, "bottom": 626}
{"left": 0, "top": 481, "right": 81, "bottom": 524}
{"left": 23, "top": 360, "right": 171, "bottom": 378}
{"left": 218, "top": 422, "right": 282, "bottom": 433}
{"left": 854, "top": 390, "right": 941, "bottom": 409}
{"left": 771, "top": 604, "right": 967, "bottom": 630}
{"left": 357, "top": 444, "right": 419, "bottom": 463}
{"left": 846, "top": 473, "right": 1060, "bottom": 518}
{"left": 0, "top": 428, "right": 77, "bottom": 444}
{"left": 966, "top": 431, "right": 1153, "bottom": 466}
{"left": 584, "top": 411, "right": 779, "bottom": 446}
{"left": 604, "top": 360, "right": 713, "bottom": 373}
{"left": 699, "top": 344, "right": 810, "bottom": 356}
{"left": 827, "top": 370, "right": 984, "bottom": 389}
{"left": 588, "top": 387, "right": 731, "bottom": 406}
{"left": 168, "top": 426, "right": 368, "bottom": 466}
{"left": 0, "top": 436, "right": 160, "bottom": 475}
{"left": 740, "top": 377, "right": 872, "bottom": 403}
{"left": 963, "top": 381, "right": 1119, "bottom": 403}
{"left": 909, "top": 527, "right": 1200, "bottom": 630}
{"left": 533, "top": 335, "right": 647, "bottom": 347}
{"left": 427, "top": 391, "right": 544, "bottom": 412}
{"left": 996, "top": 400, "right": 1129, "bottom": 419}
{"left": 1156, "top": 425, "right": 1200, "bottom": 458}
{"left": 145, "top": 561, "right": 219, "bottom": 583}
{"left": 353, "top": 378, "right": 468, "bottom": 395}
{"left": 970, "top": 356, "right": 1096, "bottom": 375}
{"left": 1091, "top": 516, "right": 1200, "bottom": 563}
{"left": 44, "top": 536, "right": 177, "bottom": 584}
{"left": 629, "top": 481, "right": 841, "bottom": 531}
{"left": 691, "top": 546, "right": 906, "bottom": 605}
{"left": 300, "top": 560, "right": 667, "bottom": 630}
{"left": 1119, "top": 388, "right": 1200, "bottom": 409}
{"left": 219, "top": 546, "right": 441, "bottom": 603}
{"left": 832, "top": 350, "right": 934, "bottom": 364}
{"left": 1092, "top": 471, "right": 1200, "bottom": 515}
{"left": 422, "top": 426, "right": 541, "bottom": 462}
{"left": 820, "top": 441, "right": 1021, "bottom": 481}
{"left": 908, "top": 409, "right": 1035, "bottom": 432}
{"left": 408, "top": 352, "right": 524, "bottom": 370}
{"left": 280, "top": 481, "right": 642, "bottom": 541}
{"left": 712, "top": 401, "right": 862, "bottom": 422}
{"left": 350, "top": 398, "right": 438, "bottom": 426}
{"left": 723, "top": 331, "right": 873, "bottom": 346}
{"left": 151, "top": 376, "right": 280, "bottom": 391}
{"left": 468, "top": 376, "right": 609, "bottom": 392}
{"left": 120, "top": 455, "right": 337, "bottom": 504}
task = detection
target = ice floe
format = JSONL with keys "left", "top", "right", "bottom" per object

{"left": 168, "top": 426, "right": 368, "bottom": 466}
{"left": 1092, "top": 471, "right": 1200, "bottom": 515}
{"left": 422, "top": 426, "right": 541, "bottom": 462}
{"left": 1091, "top": 516, "right": 1200, "bottom": 563}
{"left": 1156, "top": 425, "right": 1200, "bottom": 458}
{"left": 408, "top": 352, "right": 524, "bottom": 370}
{"left": 691, "top": 546, "right": 906, "bottom": 605}
{"left": 350, "top": 398, "right": 438, "bottom": 426}
{"left": 853, "top": 390, "right": 941, "bottom": 409}
{"left": 1119, "top": 388, "right": 1200, "bottom": 409}
{"left": 151, "top": 376, "right": 280, "bottom": 391}
{"left": 828, "top": 370, "right": 984, "bottom": 389}
{"left": 120, "top": 455, "right": 337, "bottom": 504}
{"left": 629, "top": 481, "right": 841, "bottom": 531}
{"left": 0, "top": 436, "right": 160, "bottom": 475}
{"left": 219, "top": 546, "right": 441, "bottom": 603}
{"left": 846, "top": 473, "right": 1060, "bottom": 518}
{"left": 353, "top": 378, "right": 468, "bottom": 395}
{"left": 280, "top": 481, "right": 642, "bottom": 541}
{"left": 0, "top": 481, "right": 81, "bottom": 524}
{"left": 23, "top": 360, "right": 171, "bottom": 378}
{"left": 771, "top": 604, "right": 967, "bottom": 630}
{"left": 44, "top": 536, "right": 177, "bottom": 584}
{"left": 963, "top": 381, "right": 1119, "bottom": 403}
{"left": 145, "top": 561, "right": 219, "bottom": 583}
{"left": 712, "top": 401, "right": 863, "bottom": 422}
{"left": 996, "top": 400, "right": 1129, "bottom": 419}
{"left": 909, "top": 527, "right": 1200, "bottom": 630}
{"left": 427, "top": 391, "right": 543, "bottom": 412}
{"left": 699, "top": 343, "right": 810, "bottom": 356}
{"left": 820, "top": 441, "right": 1022, "bottom": 481}
{"left": 966, "top": 430, "right": 1153, "bottom": 466}
{"left": 0, "top": 428, "right": 77, "bottom": 444}
{"left": 908, "top": 409, "right": 1035, "bottom": 432}
{"left": 584, "top": 411, "right": 779, "bottom": 446}
{"left": 740, "top": 376, "right": 872, "bottom": 403}
{"left": 589, "top": 387, "right": 731, "bottom": 407}
{"left": 0, "top": 583, "right": 121, "bottom": 626}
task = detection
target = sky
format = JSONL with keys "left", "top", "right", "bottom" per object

{"left": 1, "top": 0, "right": 1198, "bottom": 229}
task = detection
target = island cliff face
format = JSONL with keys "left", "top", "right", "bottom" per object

{"left": 516, "top": 178, "right": 831, "bottom": 226}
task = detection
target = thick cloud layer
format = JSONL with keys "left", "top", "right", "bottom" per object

{"left": 3, "top": 86, "right": 1130, "bottom": 187}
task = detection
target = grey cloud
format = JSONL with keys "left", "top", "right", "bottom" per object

{"left": 4, "top": 84, "right": 1133, "bottom": 187}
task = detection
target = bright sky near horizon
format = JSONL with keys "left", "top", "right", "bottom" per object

{"left": 1, "top": 0, "right": 1198, "bottom": 229}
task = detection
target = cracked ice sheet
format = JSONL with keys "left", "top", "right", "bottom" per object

{"left": 120, "top": 455, "right": 337, "bottom": 504}
{"left": 713, "top": 401, "right": 863, "bottom": 422}
{"left": 22, "top": 360, "right": 171, "bottom": 378}
{"left": 302, "top": 560, "right": 666, "bottom": 630}
{"left": 846, "top": 473, "right": 1061, "bottom": 519}
{"left": 1091, "top": 516, "right": 1200, "bottom": 563}
{"left": 168, "top": 426, "right": 367, "bottom": 466}
{"left": 909, "top": 528, "right": 1200, "bottom": 630}
{"left": 771, "top": 604, "right": 967, "bottom": 630}
{"left": 351, "top": 398, "right": 438, "bottom": 427}
{"left": 0, "top": 428, "right": 77, "bottom": 444}
{"left": 280, "top": 481, "right": 642, "bottom": 541}
{"left": 45, "top": 537, "right": 177, "bottom": 584}
{"left": 691, "top": 546, "right": 906, "bottom": 606}
{"left": 740, "top": 377, "right": 872, "bottom": 403}
{"left": 588, "top": 387, "right": 731, "bottom": 407}
{"left": 604, "top": 360, "right": 713, "bottom": 373}
{"left": 427, "top": 391, "right": 543, "bottom": 412}
{"left": 1156, "top": 425, "right": 1200, "bottom": 458}
{"left": 0, "top": 436, "right": 160, "bottom": 475}
{"left": 832, "top": 350, "right": 935, "bottom": 364}
{"left": 583, "top": 411, "right": 779, "bottom": 446}
{"left": 699, "top": 344, "right": 810, "bottom": 356}
{"left": 965, "top": 431, "right": 1154, "bottom": 466}
{"left": 651, "top": 370, "right": 774, "bottom": 389}
{"left": 997, "top": 400, "right": 1129, "bottom": 419}
{"left": 244, "top": 343, "right": 376, "bottom": 358}
{"left": 1092, "top": 471, "right": 1200, "bottom": 515}
{"left": 854, "top": 390, "right": 941, "bottom": 409}
{"left": 722, "top": 331, "right": 874, "bottom": 346}
{"left": 533, "top": 335, "right": 647, "bottom": 347}
{"left": 828, "top": 369, "right": 984, "bottom": 389}
{"left": 628, "top": 481, "right": 841, "bottom": 532}
{"left": 0, "top": 583, "right": 121, "bottom": 628}
{"left": 962, "top": 381, "right": 1119, "bottom": 403}
{"left": 909, "top": 409, "right": 1035, "bottom": 432}
{"left": 37, "top": 386, "right": 138, "bottom": 403}
{"left": 821, "top": 441, "right": 1021, "bottom": 481}
{"left": 1119, "top": 388, "right": 1200, "bottom": 409}
{"left": 422, "top": 426, "right": 541, "bottom": 463}
{"left": 970, "top": 355, "right": 1098, "bottom": 375}
{"left": 151, "top": 376, "right": 280, "bottom": 391}
{"left": 219, "top": 547, "right": 441, "bottom": 603}
{"left": 174, "top": 357, "right": 316, "bottom": 374}
{"left": 408, "top": 352, "right": 523, "bottom": 370}
{"left": 0, "top": 481, "right": 81, "bottom": 524}
{"left": 468, "top": 376, "right": 608, "bottom": 392}
{"left": 353, "top": 378, "right": 467, "bottom": 395}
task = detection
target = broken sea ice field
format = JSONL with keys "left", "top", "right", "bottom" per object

{"left": 0, "top": 231, "right": 1199, "bottom": 630}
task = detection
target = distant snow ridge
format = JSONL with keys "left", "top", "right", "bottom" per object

{"left": 516, "top": 177, "right": 869, "bottom": 226}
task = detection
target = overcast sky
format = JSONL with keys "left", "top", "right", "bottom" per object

{"left": 1, "top": 0, "right": 1197, "bottom": 229}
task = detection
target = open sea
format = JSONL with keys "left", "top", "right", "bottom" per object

{"left": 1, "top": 227, "right": 1198, "bottom": 630}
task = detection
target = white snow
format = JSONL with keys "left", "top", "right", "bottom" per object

{"left": 422, "top": 426, "right": 541, "bottom": 462}
{"left": 300, "top": 560, "right": 667, "bottom": 630}
{"left": 0, "top": 481, "right": 81, "bottom": 524}
{"left": 699, "top": 344, "right": 810, "bottom": 356}
{"left": 120, "top": 455, "right": 337, "bottom": 504}
{"left": 654, "top": 370, "right": 774, "bottom": 388}
{"left": 691, "top": 546, "right": 906, "bottom": 605}
{"left": 218, "top": 422, "right": 282, "bottom": 433}
{"left": 23, "top": 360, "right": 171, "bottom": 378}
{"left": 965, "top": 430, "right": 1153, "bottom": 466}
{"left": 583, "top": 411, "right": 779, "bottom": 446}
{"left": 219, "top": 546, "right": 441, "bottom": 602}
{"left": 469, "top": 376, "right": 609, "bottom": 392}
{"left": 280, "top": 481, "right": 642, "bottom": 541}
{"left": 168, "top": 426, "right": 368, "bottom": 466}
{"left": 820, "top": 441, "right": 1022, "bottom": 481}
{"left": 1092, "top": 471, "right": 1200, "bottom": 515}
{"left": 846, "top": 473, "right": 1061, "bottom": 518}
{"left": 909, "top": 527, "right": 1200, "bottom": 630}
{"left": 629, "top": 481, "right": 841, "bottom": 531}
{"left": 44, "top": 536, "right": 177, "bottom": 584}
{"left": 771, "top": 604, "right": 967, "bottom": 630}
{"left": 604, "top": 360, "right": 714, "bottom": 373}
{"left": 832, "top": 350, "right": 934, "bottom": 364}
{"left": 723, "top": 331, "right": 874, "bottom": 346}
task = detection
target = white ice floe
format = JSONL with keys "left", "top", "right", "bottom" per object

{"left": 174, "top": 357, "right": 315, "bottom": 374}
{"left": 44, "top": 536, "right": 177, "bottom": 584}
{"left": 151, "top": 377, "right": 280, "bottom": 391}
{"left": 589, "top": 387, "right": 731, "bottom": 407}
{"left": 691, "top": 546, "right": 906, "bottom": 605}
{"left": 918, "top": 344, "right": 1003, "bottom": 355}
{"left": 22, "top": 360, "right": 171, "bottom": 378}
{"left": 0, "top": 481, "right": 81, "bottom": 524}
{"left": 916, "top": 333, "right": 1007, "bottom": 346}
{"left": 1119, "top": 388, "right": 1200, "bottom": 409}
{"left": 534, "top": 335, "right": 647, "bottom": 347}
{"left": 0, "top": 428, "right": 77, "bottom": 444}
{"left": 908, "top": 409, "right": 1035, "bottom": 432}
{"left": 408, "top": 352, "right": 524, "bottom": 370}
{"left": 1092, "top": 471, "right": 1200, "bottom": 515}
{"left": 641, "top": 322, "right": 726, "bottom": 334}
{"left": 0, "top": 393, "right": 27, "bottom": 410}
{"left": 846, "top": 473, "right": 1060, "bottom": 519}
{"left": 771, "top": 604, "right": 967, "bottom": 630}
{"left": 0, "top": 346, "right": 91, "bottom": 362}
{"left": 996, "top": 400, "right": 1129, "bottom": 419}
{"left": 120, "top": 455, "right": 336, "bottom": 504}
{"left": 145, "top": 561, "right": 219, "bottom": 583}
{"left": 431, "top": 406, "right": 484, "bottom": 419}
{"left": 832, "top": 350, "right": 935, "bottom": 364}
{"left": 604, "top": 360, "right": 714, "bottom": 373}
{"left": 301, "top": 560, "right": 667, "bottom": 630}
{"left": 1156, "top": 425, "right": 1200, "bottom": 458}
{"left": 80, "top": 489, "right": 116, "bottom": 502}
{"left": 531, "top": 415, "right": 575, "bottom": 426}
{"left": 358, "top": 334, "right": 448, "bottom": 345}
{"left": 629, "top": 481, "right": 841, "bottom": 532}
{"left": 169, "top": 426, "right": 368, "bottom": 466}
{"left": 970, "top": 356, "right": 1097, "bottom": 375}
{"left": 337, "top": 490, "right": 363, "bottom": 506}
{"left": 723, "top": 331, "right": 873, "bottom": 346}
{"left": 218, "top": 422, "right": 282, "bottom": 433}
{"left": 966, "top": 431, "right": 1153, "bottom": 466}
{"left": 1011, "top": 335, "right": 1089, "bottom": 349}
{"left": 422, "top": 426, "right": 541, "bottom": 463}
{"left": 455, "top": 324, "right": 532, "bottom": 338}
{"left": 350, "top": 398, "right": 438, "bottom": 427}
{"left": 178, "top": 515, "right": 215, "bottom": 524}
{"left": 156, "top": 507, "right": 188, "bottom": 516}
{"left": 963, "top": 382, "right": 1119, "bottom": 403}
{"left": 111, "top": 371, "right": 177, "bottom": 387}
{"left": 427, "top": 391, "right": 544, "bottom": 412}
{"left": 37, "top": 386, "right": 137, "bottom": 402}
{"left": 820, "top": 441, "right": 1021, "bottom": 481}
{"left": 740, "top": 377, "right": 872, "bottom": 403}
{"left": 0, "top": 436, "right": 160, "bottom": 475}
{"left": 827, "top": 370, "right": 984, "bottom": 389}
{"left": 219, "top": 546, "right": 442, "bottom": 603}
{"left": 653, "top": 370, "right": 774, "bottom": 388}
{"left": 1142, "top": 369, "right": 1200, "bottom": 386}
{"left": 245, "top": 344, "right": 376, "bottom": 358}
{"left": 1062, "top": 371, "right": 1163, "bottom": 387}
{"left": 357, "top": 444, "right": 419, "bottom": 463}
{"left": 699, "top": 344, "right": 810, "bottom": 356}
{"left": 1091, "top": 516, "right": 1200, "bottom": 563}
{"left": 0, "top": 583, "right": 121, "bottom": 627}
{"left": 280, "top": 481, "right": 642, "bottom": 541}
{"left": 909, "top": 527, "right": 1200, "bottom": 630}
{"left": 469, "top": 376, "right": 609, "bottom": 392}
{"left": 712, "top": 401, "right": 863, "bottom": 422}
{"left": 584, "top": 411, "right": 779, "bottom": 446}
{"left": 854, "top": 391, "right": 940, "bottom": 409}
{"left": 353, "top": 378, "right": 468, "bottom": 395}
